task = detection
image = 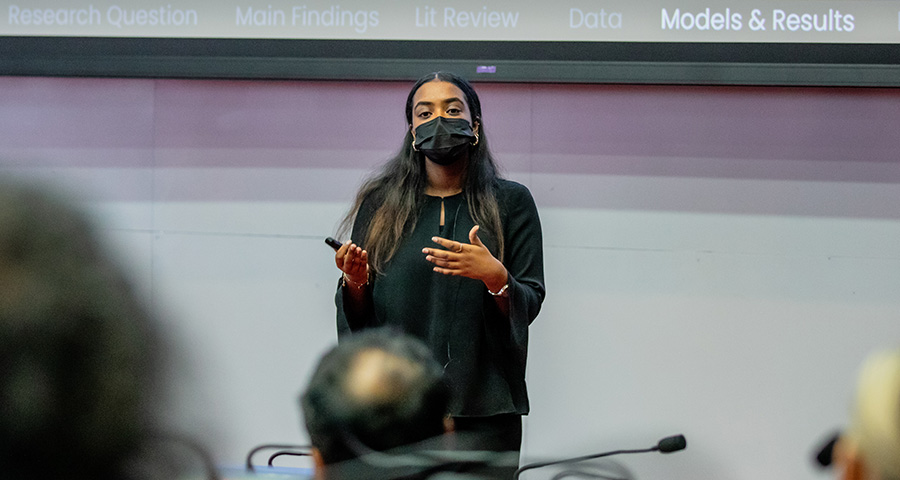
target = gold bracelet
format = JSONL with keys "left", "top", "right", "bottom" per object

{"left": 488, "top": 283, "right": 509, "bottom": 297}
{"left": 342, "top": 273, "right": 368, "bottom": 290}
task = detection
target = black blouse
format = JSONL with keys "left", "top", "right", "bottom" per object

{"left": 336, "top": 179, "right": 545, "bottom": 416}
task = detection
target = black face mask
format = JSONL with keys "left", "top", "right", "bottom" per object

{"left": 413, "top": 117, "right": 476, "bottom": 166}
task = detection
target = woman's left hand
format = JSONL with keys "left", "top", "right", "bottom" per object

{"left": 424, "top": 225, "right": 508, "bottom": 291}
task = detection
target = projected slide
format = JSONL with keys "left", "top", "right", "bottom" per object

{"left": 3, "top": 0, "right": 899, "bottom": 42}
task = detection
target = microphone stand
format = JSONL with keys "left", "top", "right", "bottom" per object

{"left": 514, "top": 447, "right": 657, "bottom": 480}
{"left": 514, "top": 435, "right": 686, "bottom": 480}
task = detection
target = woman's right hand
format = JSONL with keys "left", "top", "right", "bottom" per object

{"left": 335, "top": 241, "right": 368, "bottom": 285}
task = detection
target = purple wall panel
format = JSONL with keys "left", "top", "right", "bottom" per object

{"left": 152, "top": 79, "right": 411, "bottom": 168}
{"left": 5, "top": 76, "right": 898, "bottom": 179}
{"left": 0, "top": 77, "right": 155, "bottom": 167}
{"left": 4, "top": 75, "right": 900, "bottom": 210}
{"left": 528, "top": 84, "right": 900, "bottom": 179}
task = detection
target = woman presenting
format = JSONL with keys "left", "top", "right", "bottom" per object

{"left": 333, "top": 71, "right": 545, "bottom": 455}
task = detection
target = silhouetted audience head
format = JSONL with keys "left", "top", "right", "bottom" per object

{"left": 0, "top": 180, "right": 161, "bottom": 480}
{"left": 835, "top": 349, "right": 900, "bottom": 480}
{"left": 301, "top": 329, "right": 451, "bottom": 470}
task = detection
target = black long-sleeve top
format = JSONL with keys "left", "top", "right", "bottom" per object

{"left": 336, "top": 179, "right": 545, "bottom": 416}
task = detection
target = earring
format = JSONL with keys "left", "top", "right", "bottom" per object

{"left": 471, "top": 132, "right": 479, "bottom": 146}
{"left": 412, "top": 139, "right": 420, "bottom": 152}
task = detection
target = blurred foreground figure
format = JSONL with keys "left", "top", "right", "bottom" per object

{"left": 301, "top": 328, "right": 515, "bottom": 479}
{"left": 834, "top": 350, "right": 900, "bottom": 480}
{"left": 301, "top": 328, "right": 454, "bottom": 479}
{"left": 0, "top": 180, "right": 169, "bottom": 480}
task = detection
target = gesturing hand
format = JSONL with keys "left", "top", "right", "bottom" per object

{"left": 335, "top": 241, "right": 368, "bottom": 285}
{"left": 423, "top": 225, "right": 508, "bottom": 292}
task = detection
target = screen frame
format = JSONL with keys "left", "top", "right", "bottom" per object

{"left": 2, "top": 37, "right": 899, "bottom": 86}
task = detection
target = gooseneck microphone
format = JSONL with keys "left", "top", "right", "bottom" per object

{"left": 656, "top": 434, "right": 687, "bottom": 453}
{"left": 513, "top": 434, "right": 687, "bottom": 480}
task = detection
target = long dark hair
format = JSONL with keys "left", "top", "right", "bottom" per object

{"left": 338, "top": 72, "right": 504, "bottom": 274}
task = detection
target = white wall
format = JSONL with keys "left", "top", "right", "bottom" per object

{"left": 2, "top": 76, "right": 899, "bottom": 479}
